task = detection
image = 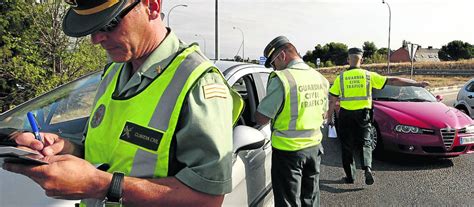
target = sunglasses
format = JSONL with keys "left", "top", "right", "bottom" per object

{"left": 269, "top": 51, "right": 283, "bottom": 68}
{"left": 98, "top": 0, "right": 141, "bottom": 33}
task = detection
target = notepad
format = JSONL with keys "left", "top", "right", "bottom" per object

{"left": 0, "top": 146, "right": 48, "bottom": 165}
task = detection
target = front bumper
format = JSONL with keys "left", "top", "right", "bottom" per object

{"left": 381, "top": 131, "right": 474, "bottom": 157}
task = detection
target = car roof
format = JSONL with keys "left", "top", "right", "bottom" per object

{"left": 213, "top": 60, "right": 268, "bottom": 75}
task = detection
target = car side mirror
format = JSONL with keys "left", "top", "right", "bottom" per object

{"left": 436, "top": 95, "right": 444, "bottom": 102}
{"left": 233, "top": 125, "right": 265, "bottom": 153}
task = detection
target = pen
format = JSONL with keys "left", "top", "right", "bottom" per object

{"left": 27, "top": 112, "right": 42, "bottom": 142}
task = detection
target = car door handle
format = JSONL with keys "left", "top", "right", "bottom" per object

{"left": 469, "top": 95, "right": 474, "bottom": 99}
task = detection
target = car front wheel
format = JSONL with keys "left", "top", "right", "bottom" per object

{"left": 371, "top": 124, "right": 383, "bottom": 156}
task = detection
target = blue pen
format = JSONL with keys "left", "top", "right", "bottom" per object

{"left": 27, "top": 112, "right": 43, "bottom": 142}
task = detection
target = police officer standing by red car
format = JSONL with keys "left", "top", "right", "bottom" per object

{"left": 256, "top": 36, "right": 329, "bottom": 207}
{"left": 328, "top": 47, "right": 429, "bottom": 185}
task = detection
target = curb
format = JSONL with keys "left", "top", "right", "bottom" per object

{"left": 427, "top": 85, "right": 463, "bottom": 92}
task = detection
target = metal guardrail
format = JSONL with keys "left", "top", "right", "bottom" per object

{"left": 389, "top": 69, "right": 474, "bottom": 76}
{"left": 427, "top": 85, "right": 463, "bottom": 92}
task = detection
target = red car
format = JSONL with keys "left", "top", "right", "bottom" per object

{"left": 336, "top": 85, "right": 474, "bottom": 157}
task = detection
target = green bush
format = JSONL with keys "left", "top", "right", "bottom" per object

{"left": 323, "top": 61, "right": 334, "bottom": 67}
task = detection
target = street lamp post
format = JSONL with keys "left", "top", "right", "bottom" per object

{"left": 195, "top": 34, "right": 207, "bottom": 56}
{"left": 382, "top": 0, "right": 391, "bottom": 74}
{"left": 167, "top": 4, "right": 187, "bottom": 28}
{"left": 215, "top": 0, "right": 219, "bottom": 60}
{"left": 233, "top": 26, "right": 245, "bottom": 62}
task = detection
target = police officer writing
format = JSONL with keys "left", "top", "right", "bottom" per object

{"left": 328, "top": 47, "right": 429, "bottom": 185}
{"left": 3, "top": 0, "right": 243, "bottom": 206}
{"left": 255, "top": 36, "right": 329, "bottom": 207}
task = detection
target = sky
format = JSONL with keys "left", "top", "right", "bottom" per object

{"left": 162, "top": 0, "right": 474, "bottom": 60}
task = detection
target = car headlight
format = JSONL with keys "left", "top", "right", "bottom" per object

{"left": 466, "top": 125, "right": 474, "bottom": 134}
{"left": 394, "top": 125, "right": 422, "bottom": 134}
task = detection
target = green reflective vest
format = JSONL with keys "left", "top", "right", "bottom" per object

{"left": 338, "top": 69, "right": 372, "bottom": 110}
{"left": 81, "top": 45, "right": 243, "bottom": 206}
{"left": 271, "top": 68, "right": 328, "bottom": 151}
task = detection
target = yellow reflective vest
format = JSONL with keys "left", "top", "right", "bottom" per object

{"left": 271, "top": 68, "right": 329, "bottom": 151}
{"left": 330, "top": 68, "right": 387, "bottom": 110}
{"left": 81, "top": 45, "right": 243, "bottom": 206}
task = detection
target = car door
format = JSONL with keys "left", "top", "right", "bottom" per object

{"left": 223, "top": 66, "right": 273, "bottom": 207}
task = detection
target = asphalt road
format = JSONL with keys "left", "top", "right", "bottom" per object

{"left": 438, "top": 90, "right": 458, "bottom": 107}
{"left": 319, "top": 90, "right": 474, "bottom": 206}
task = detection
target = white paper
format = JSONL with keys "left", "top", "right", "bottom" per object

{"left": 328, "top": 125, "right": 337, "bottom": 139}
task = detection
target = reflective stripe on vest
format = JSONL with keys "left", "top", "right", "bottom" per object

{"left": 92, "top": 63, "right": 121, "bottom": 106}
{"left": 149, "top": 51, "right": 206, "bottom": 131}
{"left": 131, "top": 51, "right": 208, "bottom": 177}
{"left": 339, "top": 71, "right": 371, "bottom": 101}
{"left": 281, "top": 70, "right": 298, "bottom": 130}
{"left": 274, "top": 129, "right": 321, "bottom": 138}
{"left": 270, "top": 68, "right": 326, "bottom": 151}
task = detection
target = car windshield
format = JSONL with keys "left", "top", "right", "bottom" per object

{"left": 0, "top": 73, "right": 101, "bottom": 143}
{"left": 373, "top": 85, "right": 436, "bottom": 102}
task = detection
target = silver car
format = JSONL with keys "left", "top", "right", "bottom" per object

{"left": 454, "top": 78, "right": 474, "bottom": 119}
{"left": 0, "top": 61, "right": 274, "bottom": 207}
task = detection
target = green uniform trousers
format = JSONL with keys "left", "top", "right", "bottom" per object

{"left": 338, "top": 108, "right": 373, "bottom": 180}
{"left": 271, "top": 145, "right": 323, "bottom": 207}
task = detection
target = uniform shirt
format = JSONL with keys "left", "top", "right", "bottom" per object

{"left": 95, "top": 29, "right": 233, "bottom": 195}
{"left": 329, "top": 68, "right": 387, "bottom": 110}
{"left": 257, "top": 60, "right": 328, "bottom": 119}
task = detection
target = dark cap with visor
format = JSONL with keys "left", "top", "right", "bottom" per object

{"left": 263, "top": 36, "right": 291, "bottom": 68}
{"left": 62, "top": 0, "right": 129, "bottom": 37}
{"left": 348, "top": 47, "right": 363, "bottom": 55}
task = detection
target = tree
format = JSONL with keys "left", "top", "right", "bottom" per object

{"left": 0, "top": 1, "right": 106, "bottom": 112}
{"left": 438, "top": 40, "right": 473, "bottom": 61}
{"left": 234, "top": 55, "right": 243, "bottom": 62}
{"left": 362, "top": 41, "right": 377, "bottom": 59}
{"left": 303, "top": 44, "right": 328, "bottom": 65}
{"left": 325, "top": 42, "right": 348, "bottom": 66}
{"left": 0, "top": 0, "right": 36, "bottom": 111}
{"left": 313, "top": 44, "right": 329, "bottom": 63}
{"left": 376, "top": 48, "right": 389, "bottom": 57}
{"left": 303, "top": 42, "right": 347, "bottom": 66}
{"left": 303, "top": 50, "right": 313, "bottom": 63}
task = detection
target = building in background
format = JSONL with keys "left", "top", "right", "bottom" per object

{"left": 390, "top": 40, "right": 440, "bottom": 63}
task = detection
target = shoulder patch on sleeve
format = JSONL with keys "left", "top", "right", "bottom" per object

{"left": 203, "top": 83, "right": 228, "bottom": 99}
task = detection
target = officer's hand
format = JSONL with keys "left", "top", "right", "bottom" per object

{"left": 2, "top": 154, "right": 110, "bottom": 200}
{"left": 418, "top": 81, "right": 430, "bottom": 88}
{"left": 11, "top": 132, "right": 67, "bottom": 156}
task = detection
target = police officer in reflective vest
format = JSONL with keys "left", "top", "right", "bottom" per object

{"left": 328, "top": 47, "right": 429, "bottom": 185}
{"left": 4, "top": 0, "right": 243, "bottom": 206}
{"left": 255, "top": 36, "right": 329, "bottom": 207}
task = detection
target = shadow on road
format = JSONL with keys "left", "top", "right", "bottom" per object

{"left": 372, "top": 152, "right": 454, "bottom": 171}
{"left": 321, "top": 135, "right": 454, "bottom": 172}
{"left": 319, "top": 179, "right": 364, "bottom": 194}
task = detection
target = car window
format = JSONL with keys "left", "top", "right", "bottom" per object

{"left": 232, "top": 74, "right": 259, "bottom": 127}
{"left": 0, "top": 73, "right": 101, "bottom": 142}
{"left": 373, "top": 85, "right": 436, "bottom": 102}
{"left": 254, "top": 72, "right": 270, "bottom": 102}
{"left": 49, "top": 82, "right": 96, "bottom": 124}
{"left": 466, "top": 82, "right": 474, "bottom": 92}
